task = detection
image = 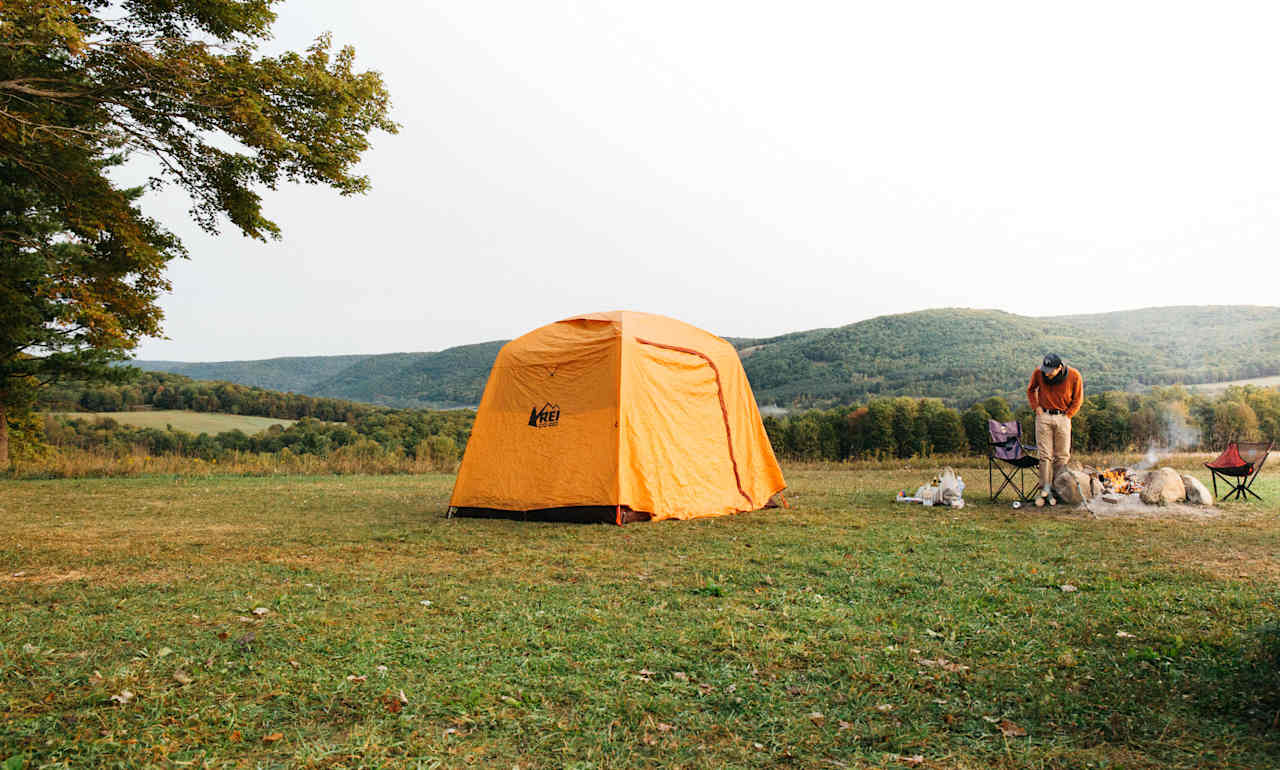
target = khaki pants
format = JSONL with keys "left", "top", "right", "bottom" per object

{"left": 1035, "top": 412, "right": 1071, "bottom": 494}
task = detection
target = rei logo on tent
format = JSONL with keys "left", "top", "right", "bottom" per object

{"left": 528, "top": 402, "right": 560, "bottom": 428}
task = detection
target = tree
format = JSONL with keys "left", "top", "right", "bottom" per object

{"left": 962, "top": 404, "right": 992, "bottom": 454}
{"left": 0, "top": 1, "right": 396, "bottom": 467}
{"left": 928, "top": 406, "right": 967, "bottom": 455}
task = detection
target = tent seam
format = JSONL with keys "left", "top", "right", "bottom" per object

{"left": 633, "top": 337, "right": 752, "bottom": 506}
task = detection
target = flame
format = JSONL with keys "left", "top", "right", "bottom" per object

{"left": 1098, "top": 467, "right": 1143, "bottom": 495}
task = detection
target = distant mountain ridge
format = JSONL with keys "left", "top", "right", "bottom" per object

{"left": 132, "top": 305, "right": 1280, "bottom": 409}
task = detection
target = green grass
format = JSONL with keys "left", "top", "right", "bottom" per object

{"left": 46, "top": 410, "right": 297, "bottom": 435}
{"left": 1, "top": 468, "right": 1278, "bottom": 768}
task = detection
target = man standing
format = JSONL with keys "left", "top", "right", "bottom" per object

{"left": 1026, "top": 353, "right": 1083, "bottom": 506}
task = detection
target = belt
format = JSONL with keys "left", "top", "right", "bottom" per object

{"left": 1045, "top": 409, "right": 1065, "bottom": 415}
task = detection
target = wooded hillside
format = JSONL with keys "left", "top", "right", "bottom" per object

{"left": 131, "top": 306, "right": 1280, "bottom": 409}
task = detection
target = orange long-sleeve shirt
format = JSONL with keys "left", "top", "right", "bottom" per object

{"left": 1027, "top": 366, "right": 1083, "bottom": 417}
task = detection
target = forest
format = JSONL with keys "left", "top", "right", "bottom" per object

{"left": 22, "top": 371, "right": 1279, "bottom": 469}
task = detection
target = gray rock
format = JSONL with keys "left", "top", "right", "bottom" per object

{"left": 1140, "top": 467, "right": 1186, "bottom": 505}
{"left": 1053, "top": 469, "right": 1092, "bottom": 505}
{"left": 1180, "top": 474, "right": 1214, "bottom": 506}
{"left": 1089, "top": 476, "right": 1105, "bottom": 498}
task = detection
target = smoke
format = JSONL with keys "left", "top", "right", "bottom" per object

{"left": 1134, "top": 407, "right": 1202, "bottom": 470}
{"left": 760, "top": 405, "right": 790, "bottom": 417}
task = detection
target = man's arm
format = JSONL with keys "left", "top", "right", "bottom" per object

{"left": 1066, "top": 369, "right": 1084, "bottom": 418}
{"left": 1026, "top": 371, "right": 1040, "bottom": 411}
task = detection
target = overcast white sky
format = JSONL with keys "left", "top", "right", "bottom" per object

{"left": 134, "top": 1, "right": 1280, "bottom": 361}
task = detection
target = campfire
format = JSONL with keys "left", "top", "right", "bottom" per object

{"left": 1097, "top": 467, "right": 1144, "bottom": 495}
{"left": 1048, "top": 462, "right": 1216, "bottom": 515}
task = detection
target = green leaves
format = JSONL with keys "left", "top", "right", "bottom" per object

{"left": 0, "top": 0, "right": 396, "bottom": 465}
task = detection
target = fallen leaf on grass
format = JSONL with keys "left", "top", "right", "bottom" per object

{"left": 109, "top": 690, "right": 134, "bottom": 706}
{"left": 158, "top": 647, "right": 174, "bottom": 658}
{"left": 419, "top": 599, "right": 432, "bottom": 607}
{"left": 838, "top": 720, "right": 856, "bottom": 731}
{"left": 1116, "top": 631, "right": 1136, "bottom": 639}
{"left": 11, "top": 571, "right": 26, "bottom": 577}
{"left": 656, "top": 722, "right": 676, "bottom": 732}
{"left": 172, "top": 670, "right": 193, "bottom": 686}
{"left": 809, "top": 711, "right": 826, "bottom": 726}
{"left": 262, "top": 732, "right": 283, "bottom": 744}
{"left": 637, "top": 669, "right": 654, "bottom": 682}
{"left": 346, "top": 674, "right": 367, "bottom": 683}
{"left": 443, "top": 727, "right": 459, "bottom": 736}
{"left": 288, "top": 659, "right": 299, "bottom": 669}
{"left": 88, "top": 671, "right": 104, "bottom": 686}
{"left": 752, "top": 742, "right": 765, "bottom": 750}
{"left": 916, "top": 657, "right": 968, "bottom": 672}
{"left": 22, "top": 643, "right": 40, "bottom": 655}
{"left": 384, "top": 694, "right": 403, "bottom": 714}
{"left": 252, "top": 607, "right": 270, "bottom": 616}
{"left": 672, "top": 671, "right": 688, "bottom": 681}
{"left": 1060, "top": 584, "right": 1078, "bottom": 592}
{"left": 874, "top": 703, "right": 894, "bottom": 713}
{"left": 998, "top": 719, "right": 1027, "bottom": 737}
{"left": 898, "top": 755, "right": 925, "bottom": 767}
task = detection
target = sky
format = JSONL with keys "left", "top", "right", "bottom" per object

{"left": 133, "top": 1, "right": 1280, "bottom": 361}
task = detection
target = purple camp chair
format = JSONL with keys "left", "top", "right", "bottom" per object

{"left": 988, "top": 419, "right": 1040, "bottom": 503}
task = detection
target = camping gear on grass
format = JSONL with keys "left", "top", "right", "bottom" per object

{"left": 987, "top": 418, "right": 1039, "bottom": 503}
{"left": 449, "top": 311, "right": 786, "bottom": 524}
{"left": 897, "top": 467, "right": 965, "bottom": 508}
{"left": 1204, "top": 440, "right": 1272, "bottom": 502}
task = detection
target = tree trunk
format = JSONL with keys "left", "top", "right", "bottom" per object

{"left": 0, "top": 403, "right": 8, "bottom": 471}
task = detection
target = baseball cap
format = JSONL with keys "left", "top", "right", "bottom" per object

{"left": 1041, "top": 353, "right": 1063, "bottom": 374}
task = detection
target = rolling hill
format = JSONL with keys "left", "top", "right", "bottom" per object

{"left": 132, "top": 306, "right": 1280, "bottom": 409}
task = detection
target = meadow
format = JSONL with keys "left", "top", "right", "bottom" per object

{"left": 46, "top": 411, "right": 298, "bottom": 435}
{"left": 1, "top": 463, "right": 1277, "bottom": 768}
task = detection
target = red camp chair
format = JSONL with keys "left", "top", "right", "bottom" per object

{"left": 1204, "top": 440, "right": 1273, "bottom": 502}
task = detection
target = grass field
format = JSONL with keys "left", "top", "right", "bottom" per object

{"left": 1188, "top": 375, "right": 1280, "bottom": 395}
{"left": 1, "top": 466, "right": 1278, "bottom": 768}
{"left": 46, "top": 410, "right": 298, "bottom": 435}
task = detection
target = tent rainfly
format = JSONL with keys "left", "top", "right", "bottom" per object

{"left": 449, "top": 311, "right": 786, "bottom": 523}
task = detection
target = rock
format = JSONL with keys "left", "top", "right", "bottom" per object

{"left": 1140, "top": 467, "right": 1186, "bottom": 505}
{"left": 1053, "top": 470, "right": 1091, "bottom": 505}
{"left": 1180, "top": 474, "right": 1213, "bottom": 506}
{"left": 1089, "top": 476, "right": 1104, "bottom": 498}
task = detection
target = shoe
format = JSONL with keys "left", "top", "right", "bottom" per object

{"left": 1034, "top": 492, "right": 1047, "bottom": 507}
{"left": 1048, "top": 494, "right": 1057, "bottom": 506}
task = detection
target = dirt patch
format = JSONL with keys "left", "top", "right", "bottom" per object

{"left": 1169, "top": 544, "right": 1280, "bottom": 581}
{"left": 2, "top": 569, "right": 90, "bottom": 585}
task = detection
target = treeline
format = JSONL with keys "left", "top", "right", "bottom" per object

{"left": 38, "top": 371, "right": 374, "bottom": 422}
{"left": 44, "top": 410, "right": 473, "bottom": 467}
{"left": 28, "top": 371, "right": 1280, "bottom": 470}
{"left": 35, "top": 370, "right": 474, "bottom": 468}
{"left": 764, "top": 385, "right": 1280, "bottom": 461}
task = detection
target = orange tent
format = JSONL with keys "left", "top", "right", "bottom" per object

{"left": 449, "top": 311, "right": 786, "bottom": 523}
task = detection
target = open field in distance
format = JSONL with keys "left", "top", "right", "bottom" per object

{"left": 1189, "top": 375, "right": 1280, "bottom": 396}
{"left": 1, "top": 465, "right": 1277, "bottom": 767}
{"left": 45, "top": 410, "right": 298, "bottom": 435}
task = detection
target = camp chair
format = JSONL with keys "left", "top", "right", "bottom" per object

{"left": 1204, "top": 440, "right": 1273, "bottom": 502}
{"left": 988, "top": 419, "right": 1040, "bottom": 503}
